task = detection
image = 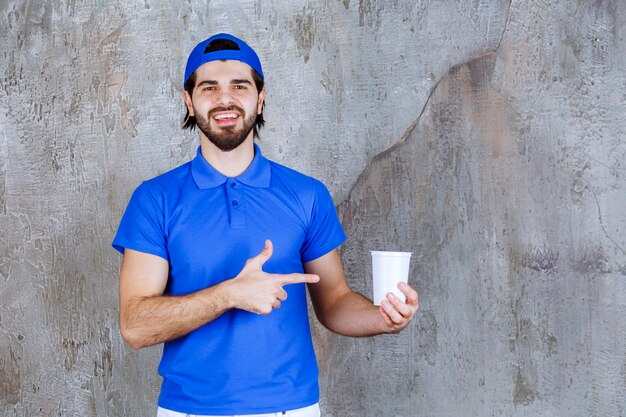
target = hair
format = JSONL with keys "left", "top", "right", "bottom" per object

{"left": 182, "top": 39, "right": 265, "bottom": 138}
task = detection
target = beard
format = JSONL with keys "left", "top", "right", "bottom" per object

{"left": 195, "top": 105, "right": 257, "bottom": 152}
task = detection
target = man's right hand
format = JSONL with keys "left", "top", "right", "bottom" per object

{"left": 225, "top": 240, "right": 320, "bottom": 315}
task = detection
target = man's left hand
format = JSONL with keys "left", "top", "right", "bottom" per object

{"left": 378, "top": 282, "right": 419, "bottom": 334}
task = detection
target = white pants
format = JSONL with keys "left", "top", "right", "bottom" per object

{"left": 157, "top": 403, "right": 320, "bottom": 417}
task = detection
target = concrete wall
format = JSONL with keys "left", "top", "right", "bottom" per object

{"left": 1, "top": 0, "right": 624, "bottom": 416}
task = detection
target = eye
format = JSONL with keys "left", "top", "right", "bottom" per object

{"left": 234, "top": 84, "right": 247, "bottom": 90}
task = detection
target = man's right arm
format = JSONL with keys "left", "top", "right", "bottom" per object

{"left": 119, "top": 240, "right": 319, "bottom": 350}
{"left": 119, "top": 249, "right": 234, "bottom": 349}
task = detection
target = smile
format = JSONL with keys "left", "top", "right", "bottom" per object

{"left": 214, "top": 113, "right": 239, "bottom": 120}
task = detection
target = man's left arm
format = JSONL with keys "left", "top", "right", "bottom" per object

{"left": 305, "top": 249, "right": 419, "bottom": 336}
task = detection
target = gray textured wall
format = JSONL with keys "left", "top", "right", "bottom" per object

{"left": 1, "top": 0, "right": 625, "bottom": 416}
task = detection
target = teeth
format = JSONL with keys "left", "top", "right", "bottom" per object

{"left": 214, "top": 113, "right": 238, "bottom": 120}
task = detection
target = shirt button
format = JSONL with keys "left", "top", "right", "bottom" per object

{"left": 232, "top": 200, "right": 238, "bottom": 206}
{"left": 231, "top": 182, "right": 237, "bottom": 188}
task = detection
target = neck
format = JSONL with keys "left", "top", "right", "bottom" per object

{"left": 199, "top": 133, "right": 255, "bottom": 178}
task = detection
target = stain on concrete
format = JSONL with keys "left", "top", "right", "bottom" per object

{"left": 25, "top": 1, "right": 48, "bottom": 26}
{"left": 97, "top": 20, "right": 127, "bottom": 54}
{"left": 560, "top": 37, "right": 581, "bottom": 75}
{"left": 575, "top": 245, "right": 611, "bottom": 274}
{"left": 93, "top": 344, "right": 112, "bottom": 376}
{"left": 513, "top": 366, "right": 536, "bottom": 406}
{"left": 357, "top": 0, "right": 382, "bottom": 29}
{"left": 416, "top": 309, "right": 439, "bottom": 366}
{"left": 63, "top": 338, "right": 88, "bottom": 371}
{"left": 0, "top": 341, "right": 21, "bottom": 406}
{"left": 291, "top": 8, "right": 315, "bottom": 63}
{"left": 519, "top": 247, "right": 560, "bottom": 273}
{"left": 513, "top": 318, "right": 558, "bottom": 357}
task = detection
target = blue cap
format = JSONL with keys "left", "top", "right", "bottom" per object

{"left": 184, "top": 33, "right": 264, "bottom": 88}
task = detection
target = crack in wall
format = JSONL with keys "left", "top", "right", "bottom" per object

{"left": 495, "top": 0, "right": 513, "bottom": 53}
{"left": 337, "top": 2, "right": 513, "bottom": 208}
{"left": 527, "top": 133, "right": 626, "bottom": 258}
{"left": 337, "top": 51, "right": 497, "bottom": 209}
{"left": 586, "top": 180, "right": 626, "bottom": 256}
{"left": 338, "top": 74, "right": 442, "bottom": 208}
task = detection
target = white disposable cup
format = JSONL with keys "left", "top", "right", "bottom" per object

{"left": 371, "top": 251, "right": 412, "bottom": 305}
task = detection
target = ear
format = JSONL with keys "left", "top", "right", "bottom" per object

{"left": 183, "top": 90, "right": 195, "bottom": 117}
{"left": 257, "top": 87, "right": 266, "bottom": 115}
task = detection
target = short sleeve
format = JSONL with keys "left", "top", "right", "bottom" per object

{"left": 112, "top": 182, "right": 169, "bottom": 261}
{"left": 300, "top": 179, "right": 346, "bottom": 263}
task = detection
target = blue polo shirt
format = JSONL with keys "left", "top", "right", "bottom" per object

{"left": 112, "top": 144, "right": 346, "bottom": 415}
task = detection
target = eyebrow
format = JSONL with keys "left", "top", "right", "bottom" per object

{"left": 230, "top": 79, "right": 252, "bottom": 85}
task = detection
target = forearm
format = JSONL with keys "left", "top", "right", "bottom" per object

{"left": 121, "top": 282, "right": 232, "bottom": 349}
{"left": 306, "top": 250, "right": 418, "bottom": 337}
{"left": 319, "top": 290, "right": 388, "bottom": 337}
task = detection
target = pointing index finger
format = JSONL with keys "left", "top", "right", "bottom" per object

{"left": 278, "top": 273, "right": 320, "bottom": 286}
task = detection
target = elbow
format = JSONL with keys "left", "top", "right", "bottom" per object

{"left": 316, "top": 317, "right": 348, "bottom": 336}
{"left": 120, "top": 301, "right": 151, "bottom": 350}
{"left": 317, "top": 317, "right": 344, "bottom": 336}
{"left": 120, "top": 321, "right": 147, "bottom": 350}
{"left": 314, "top": 307, "right": 341, "bottom": 334}
{"left": 314, "top": 314, "right": 330, "bottom": 331}
{"left": 125, "top": 338, "right": 145, "bottom": 351}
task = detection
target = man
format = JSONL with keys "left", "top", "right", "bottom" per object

{"left": 113, "top": 33, "right": 419, "bottom": 417}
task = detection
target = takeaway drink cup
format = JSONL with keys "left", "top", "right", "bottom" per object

{"left": 371, "top": 251, "right": 412, "bottom": 305}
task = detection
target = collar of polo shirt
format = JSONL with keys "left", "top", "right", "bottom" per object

{"left": 191, "top": 143, "right": 271, "bottom": 189}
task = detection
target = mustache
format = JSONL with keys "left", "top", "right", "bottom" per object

{"left": 208, "top": 105, "right": 245, "bottom": 118}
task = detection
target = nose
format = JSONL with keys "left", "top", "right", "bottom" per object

{"left": 215, "top": 89, "right": 235, "bottom": 107}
